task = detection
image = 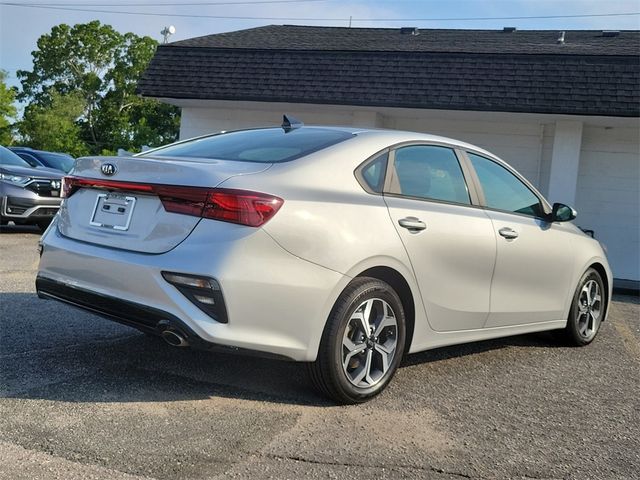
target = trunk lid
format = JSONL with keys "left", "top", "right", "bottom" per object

{"left": 57, "top": 155, "right": 271, "bottom": 253}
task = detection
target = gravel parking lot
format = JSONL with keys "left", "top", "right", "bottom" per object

{"left": 1, "top": 225, "right": 638, "bottom": 480}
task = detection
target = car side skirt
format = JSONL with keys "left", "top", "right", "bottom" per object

{"left": 408, "top": 319, "right": 567, "bottom": 354}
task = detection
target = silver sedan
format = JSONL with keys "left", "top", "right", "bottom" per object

{"left": 36, "top": 119, "right": 611, "bottom": 404}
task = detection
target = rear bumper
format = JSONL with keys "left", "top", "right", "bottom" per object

{"left": 37, "top": 220, "right": 347, "bottom": 361}
{"left": 36, "top": 275, "right": 177, "bottom": 333}
{"left": 35, "top": 276, "right": 290, "bottom": 360}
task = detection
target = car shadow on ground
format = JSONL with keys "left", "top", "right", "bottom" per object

{"left": 1, "top": 292, "right": 604, "bottom": 407}
{"left": 0, "top": 223, "right": 41, "bottom": 234}
{"left": 613, "top": 293, "right": 639, "bottom": 304}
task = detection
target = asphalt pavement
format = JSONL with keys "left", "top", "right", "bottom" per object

{"left": 1, "top": 224, "right": 638, "bottom": 480}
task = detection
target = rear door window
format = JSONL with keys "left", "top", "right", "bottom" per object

{"left": 389, "top": 145, "right": 471, "bottom": 205}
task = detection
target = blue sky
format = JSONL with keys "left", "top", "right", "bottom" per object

{"left": 1, "top": 0, "right": 639, "bottom": 94}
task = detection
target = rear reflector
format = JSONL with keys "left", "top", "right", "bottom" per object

{"left": 62, "top": 176, "right": 283, "bottom": 227}
{"left": 162, "top": 271, "right": 228, "bottom": 323}
{"left": 162, "top": 272, "right": 217, "bottom": 290}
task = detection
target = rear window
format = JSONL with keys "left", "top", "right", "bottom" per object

{"left": 143, "top": 128, "right": 354, "bottom": 163}
{"left": 39, "top": 152, "right": 75, "bottom": 173}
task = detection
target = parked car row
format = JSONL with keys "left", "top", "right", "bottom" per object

{"left": 9, "top": 146, "right": 75, "bottom": 173}
{"left": 0, "top": 146, "right": 66, "bottom": 230}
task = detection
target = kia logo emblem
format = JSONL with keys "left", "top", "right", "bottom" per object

{"left": 101, "top": 163, "right": 117, "bottom": 176}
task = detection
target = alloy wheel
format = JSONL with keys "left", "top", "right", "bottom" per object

{"left": 576, "top": 279, "right": 602, "bottom": 339}
{"left": 341, "top": 298, "right": 398, "bottom": 388}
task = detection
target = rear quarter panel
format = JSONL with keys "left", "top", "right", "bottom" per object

{"left": 217, "top": 132, "right": 434, "bottom": 352}
{"left": 217, "top": 133, "right": 414, "bottom": 277}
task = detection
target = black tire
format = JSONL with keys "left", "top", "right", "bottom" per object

{"left": 308, "top": 277, "right": 406, "bottom": 404}
{"left": 560, "top": 268, "right": 606, "bottom": 346}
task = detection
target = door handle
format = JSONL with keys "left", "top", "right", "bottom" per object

{"left": 398, "top": 217, "right": 427, "bottom": 232}
{"left": 498, "top": 227, "right": 519, "bottom": 239}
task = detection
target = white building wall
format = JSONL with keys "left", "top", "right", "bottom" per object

{"left": 179, "top": 107, "right": 377, "bottom": 140}
{"left": 177, "top": 101, "right": 639, "bottom": 280}
{"left": 574, "top": 125, "right": 640, "bottom": 281}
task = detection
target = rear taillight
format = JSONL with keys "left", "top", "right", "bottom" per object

{"left": 62, "top": 177, "right": 283, "bottom": 227}
{"left": 155, "top": 185, "right": 209, "bottom": 218}
{"left": 203, "top": 190, "right": 283, "bottom": 227}
{"left": 62, "top": 176, "right": 154, "bottom": 198}
{"left": 61, "top": 176, "right": 73, "bottom": 198}
{"left": 159, "top": 187, "right": 282, "bottom": 227}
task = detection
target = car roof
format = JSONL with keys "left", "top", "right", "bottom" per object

{"left": 10, "top": 147, "right": 72, "bottom": 156}
{"left": 323, "top": 126, "right": 499, "bottom": 159}
{"left": 172, "top": 125, "right": 498, "bottom": 159}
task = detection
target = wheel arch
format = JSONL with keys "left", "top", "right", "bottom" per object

{"left": 354, "top": 266, "right": 416, "bottom": 355}
{"left": 588, "top": 261, "right": 611, "bottom": 321}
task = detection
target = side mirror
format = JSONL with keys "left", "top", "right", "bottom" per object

{"left": 551, "top": 203, "right": 577, "bottom": 222}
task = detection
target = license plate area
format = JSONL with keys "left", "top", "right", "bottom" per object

{"left": 90, "top": 193, "right": 136, "bottom": 231}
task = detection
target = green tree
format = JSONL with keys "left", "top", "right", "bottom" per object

{"left": 95, "top": 32, "right": 180, "bottom": 151}
{"left": 18, "top": 21, "right": 179, "bottom": 154}
{"left": 19, "top": 91, "right": 89, "bottom": 157}
{"left": 0, "top": 70, "right": 17, "bottom": 144}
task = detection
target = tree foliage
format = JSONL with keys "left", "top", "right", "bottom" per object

{"left": 0, "top": 70, "right": 17, "bottom": 144}
{"left": 18, "top": 21, "right": 179, "bottom": 155}
{"left": 19, "top": 91, "right": 89, "bottom": 157}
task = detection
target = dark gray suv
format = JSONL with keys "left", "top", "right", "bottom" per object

{"left": 0, "top": 146, "right": 63, "bottom": 230}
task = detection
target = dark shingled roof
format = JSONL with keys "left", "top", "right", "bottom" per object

{"left": 138, "top": 25, "right": 640, "bottom": 117}
{"left": 170, "top": 25, "right": 640, "bottom": 55}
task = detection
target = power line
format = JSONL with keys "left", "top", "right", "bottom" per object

{"left": 1, "top": 2, "right": 639, "bottom": 22}
{"left": 7, "top": 0, "right": 326, "bottom": 6}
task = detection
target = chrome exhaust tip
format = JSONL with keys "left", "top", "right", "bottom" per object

{"left": 161, "top": 329, "right": 189, "bottom": 347}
